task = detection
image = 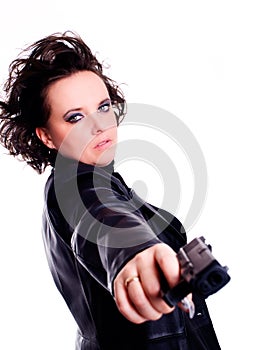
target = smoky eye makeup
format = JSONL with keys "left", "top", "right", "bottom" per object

{"left": 63, "top": 98, "right": 112, "bottom": 123}
{"left": 98, "top": 99, "right": 112, "bottom": 113}
{"left": 65, "top": 112, "right": 84, "bottom": 123}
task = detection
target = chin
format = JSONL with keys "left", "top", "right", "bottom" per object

{"left": 95, "top": 156, "right": 114, "bottom": 167}
{"left": 93, "top": 146, "right": 116, "bottom": 167}
{"left": 81, "top": 150, "right": 116, "bottom": 167}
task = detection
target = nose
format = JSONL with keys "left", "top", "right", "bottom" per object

{"left": 90, "top": 113, "right": 106, "bottom": 135}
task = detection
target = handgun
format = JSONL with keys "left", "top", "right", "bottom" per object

{"left": 163, "top": 236, "right": 231, "bottom": 307}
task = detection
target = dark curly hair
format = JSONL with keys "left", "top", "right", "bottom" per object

{"left": 0, "top": 31, "right": 126, "bottom": 174}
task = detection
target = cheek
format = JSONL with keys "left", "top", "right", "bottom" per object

{"left": 111, "top": 128, "right": 116, "bottom": 139}
{"left": 49, "top": 128, "right": 69, "bottom": 149}
{"left": 111, "top": 126, "right": 118, "bottom": 139}
{"left": 48, "top": 123, "right": 80, "bottom": 153}
{"left": 51, "top": 123, "right": 95, "bottom": 159}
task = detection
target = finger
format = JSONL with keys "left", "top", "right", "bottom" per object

{"left": 139, "top": 265, "right": 175, "bottom": 314}
{"left": 155, "top": 245, "right": 181, "bottom": 288}
{"left": 114, "top": 278, "right": 147, "bottom": 324}
{"left": 126, "top": 277, "right": 163, "bottom": 321}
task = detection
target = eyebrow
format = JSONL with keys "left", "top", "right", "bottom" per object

{"left": 62, "top": 98, "right": 111, "bottom": 119}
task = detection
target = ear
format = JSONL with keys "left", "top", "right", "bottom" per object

{"left": 35, "top": 127, "right": 56, "bottom": 149}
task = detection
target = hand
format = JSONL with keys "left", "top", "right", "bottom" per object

{"left": 113, "top": 243, "right": 185, "bottom": 324}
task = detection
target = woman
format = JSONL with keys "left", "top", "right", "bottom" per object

{"left": 0, "top": 32, "right": 220, "bottom": 349}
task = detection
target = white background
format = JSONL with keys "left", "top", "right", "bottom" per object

{"left": 0, "top": 1, "right": 262, "bottom": 349}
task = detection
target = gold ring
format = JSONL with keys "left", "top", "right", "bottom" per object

{"left": 125, "top": 276, "right": 140, "bottom": 288}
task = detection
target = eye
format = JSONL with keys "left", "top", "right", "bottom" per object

{"left": 98, "top": 101, "right": 111, "bottom": 113}
{"left": 66, "top": 112, "right": 84, "bottom": 123}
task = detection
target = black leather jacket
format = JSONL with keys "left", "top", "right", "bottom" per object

{"left": 42, "top": 155, "right": 221, "bottom": 349}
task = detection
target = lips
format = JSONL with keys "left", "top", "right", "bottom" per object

{"left": 94, "top": 138, "right": 112, "bottom": 150}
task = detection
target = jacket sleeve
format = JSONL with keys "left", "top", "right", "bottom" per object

{"left": 70, "top": 185, "right": 161, "bottom": 294}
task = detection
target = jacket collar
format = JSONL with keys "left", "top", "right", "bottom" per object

{"left": 51, "top": 154, "right": 115, "bottom": 186}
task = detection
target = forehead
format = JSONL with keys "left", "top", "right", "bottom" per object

{"left": 47, "top": 70, "right": 109, "bottom": 111}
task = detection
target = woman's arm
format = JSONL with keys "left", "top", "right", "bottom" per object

{"left": 69, "top": 173, "right": 191, "bottom": 323}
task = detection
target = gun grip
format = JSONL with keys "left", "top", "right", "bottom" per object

{"left": 163, "top": 280, "right": 192, "bottom": 307}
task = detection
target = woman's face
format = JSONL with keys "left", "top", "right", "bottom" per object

{"left": 36, "top": 70, "right": 118, "bottom": 166}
